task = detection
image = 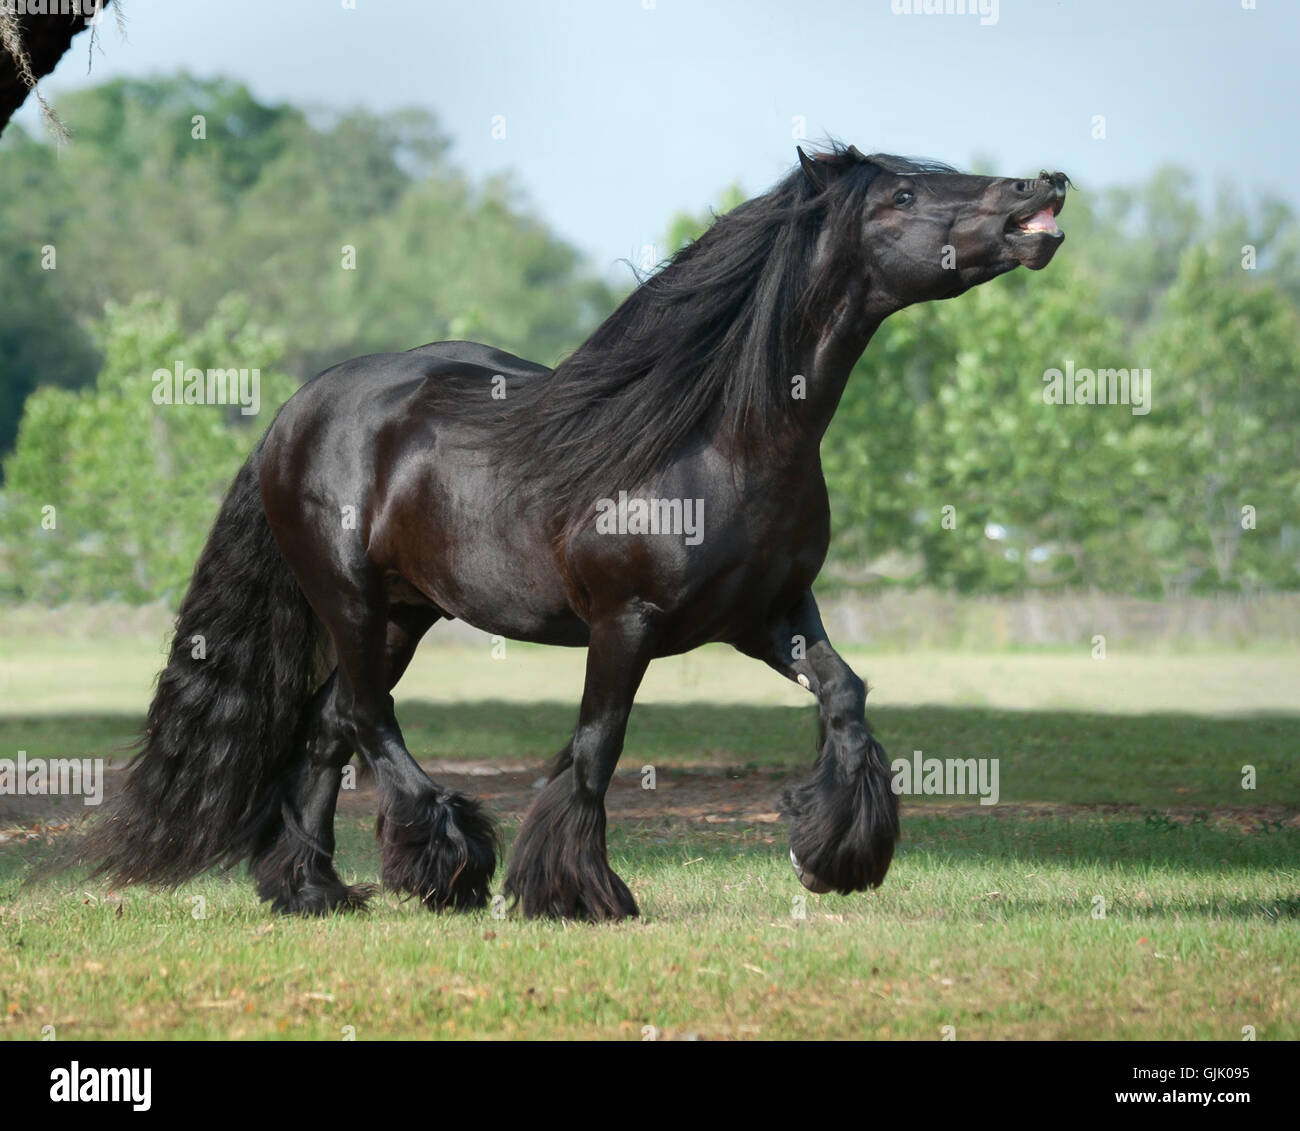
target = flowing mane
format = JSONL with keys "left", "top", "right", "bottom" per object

{"left": 438, "top": 144, "right": 960, "bottom": 511}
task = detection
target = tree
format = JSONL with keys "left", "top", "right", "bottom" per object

{"left": 1, "top": 293, "right": 297, "bottom": 602}
{"left": 1138, "top": 244, "right": 1300, "bottom": 591}
{"left": 0, "top": 75, "right": 616, "bottom": 466}
{"left": 0, "top": 2, "right": 110, "bottom": 133}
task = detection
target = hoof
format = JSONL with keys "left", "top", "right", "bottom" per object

{"left": 378, "top": 790, "right": 499, "bottom": 912}
{"left": 790, "top": 849, "right": 832, "bottom": 894}
{"left": 254, "top": 834, "right": 379, "bottom": 917}
{"left": 505, "top": 768, "right": 639, "bottom": 921}
{"left": 268, "top": 881, "right": 377, "bottom": 917}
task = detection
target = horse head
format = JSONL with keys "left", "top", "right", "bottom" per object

{"left": 799, "top": 145, "right": 1069, "bottom": 312}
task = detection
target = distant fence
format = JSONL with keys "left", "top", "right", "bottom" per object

{"left": 2, "top": 593, "right": 1299, "bottom": 651}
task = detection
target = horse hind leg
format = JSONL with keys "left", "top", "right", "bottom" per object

{"left": 253, "top": 600, "right": 491, "bottom": 915}
{"left": 252, "top": 605, "right": 430, "bottom": 915}
{"left": 362, "top": 603, "right": 498, "bottom": 911}
{"left": 252, "top": 671, "right": 376, "bottom": 915}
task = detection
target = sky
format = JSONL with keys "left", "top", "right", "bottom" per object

{"left": 14, "top": 0, "right": 1300, "bottom": 279}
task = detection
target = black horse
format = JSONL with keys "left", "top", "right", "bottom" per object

{"left": 78, "top": 144, "right": 1067, "bottom": 920}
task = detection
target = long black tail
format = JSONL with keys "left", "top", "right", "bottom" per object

{"left": 78, "top": 443, "right": 320, "bottom": 887}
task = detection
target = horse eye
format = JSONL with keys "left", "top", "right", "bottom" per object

{"left": 894, "top": 190, "right": 915, "bottom": 207}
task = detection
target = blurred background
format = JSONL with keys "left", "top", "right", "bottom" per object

{"left": 1, "top": 0, "right": 1298, "bottom": 713}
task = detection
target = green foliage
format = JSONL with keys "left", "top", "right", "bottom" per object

{"left": 0, "top": 166, "right": 99, "bottom": 459}
{"left": 912, "top": 270, "right": 1131, "bottom": 591}
{"left": 1, "top": 294, "right": 296, "bottom": 602}
{"left": 1137, "top": 245, "right": 1300, "bottom": 591}
{"left": 2, "top": 75, "right": 1298, "bottom": 601}
{"left": 819, "top": 191, "right": 1300, "bottom": 595}
{"left": 0, "top": 74, "right": 613, "bottom": 465}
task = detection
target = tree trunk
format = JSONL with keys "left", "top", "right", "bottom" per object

{"left": 0, "top": 2, "right": 111, "bottom": 133}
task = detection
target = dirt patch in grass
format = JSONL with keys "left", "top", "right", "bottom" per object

{"left": 3, "top": 759, "right": 1295, "bottom": 848}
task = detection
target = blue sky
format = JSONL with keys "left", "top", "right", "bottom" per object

{"left": 16, "top": 0, "right": 1300, "bottom": 278}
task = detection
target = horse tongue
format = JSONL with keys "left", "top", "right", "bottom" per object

{"left": 1019, "top": 208, "right": 1059, "bottom": 234}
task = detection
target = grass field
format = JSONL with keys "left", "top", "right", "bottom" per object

{"left": 1, "top": 638, "right": 1297, "bottom": 1040}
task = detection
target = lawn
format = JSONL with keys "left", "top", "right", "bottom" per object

{"left": 2, "top": 813, "right": 1295, "bottom": 1040}
{"left": 0, "top": 639, "right": 1297, "bottom": 1040}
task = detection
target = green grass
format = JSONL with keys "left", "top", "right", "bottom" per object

{"left": 3, "top": 702, "right": 1297, "bottom": 808}
{"left": 1, "top": 641, "right": 1297, "bottom": 1039}
{"left": 4, "top": 637, "right": 1300, "bottom": 716}
{"left": 2, "top": 814, "right": 1296, "bottom": 1040}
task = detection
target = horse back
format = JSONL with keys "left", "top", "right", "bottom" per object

{"left": 405, "top": 339, "right": 552, "bottom": 380}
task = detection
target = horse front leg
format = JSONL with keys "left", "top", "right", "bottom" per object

{"left": 742, "top": 590, "right": 899, "bottom": 894}
{"left": 504, "top": 607, "right": 656, "bottom": 921}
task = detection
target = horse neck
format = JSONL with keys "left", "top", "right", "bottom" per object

{"left": 767, "top": 281, "right": 886, "bottom": 466}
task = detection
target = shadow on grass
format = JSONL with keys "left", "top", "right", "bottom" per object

{"left": 2, "top": 700, "right": 1296, "bottom": 805}
{"left": 4, "top": 812, "right": 1297, "bottom": 925}
{"left": 2, "top": 702, "right": 1297, "bottom": 921}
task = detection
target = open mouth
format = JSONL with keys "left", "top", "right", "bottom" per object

{"left": 1005, "top": 193, "right": 1065, "bottom": 239}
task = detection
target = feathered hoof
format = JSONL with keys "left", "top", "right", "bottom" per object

{"left": 377, "top": 790, "right": 499, "bottom": 912}
{"left": 254, "top": 836, "right": 377, "bottom": 916}
{"left": 503, "top": 769, "right": 639, "bottom": 922}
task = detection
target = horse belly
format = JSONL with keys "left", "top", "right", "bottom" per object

{"left": 381, "top": 480, "right": 588, "bottom": 646}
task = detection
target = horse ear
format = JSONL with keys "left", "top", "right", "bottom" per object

{"left": 797, "top": 146, "right": 826, "bottom": 193}
{"left": 846, "top": 145, "right": 867, "bottom": 162}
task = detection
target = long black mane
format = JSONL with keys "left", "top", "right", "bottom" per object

{"left": 440, "top": 144, "right": 958, "bottom": 513}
